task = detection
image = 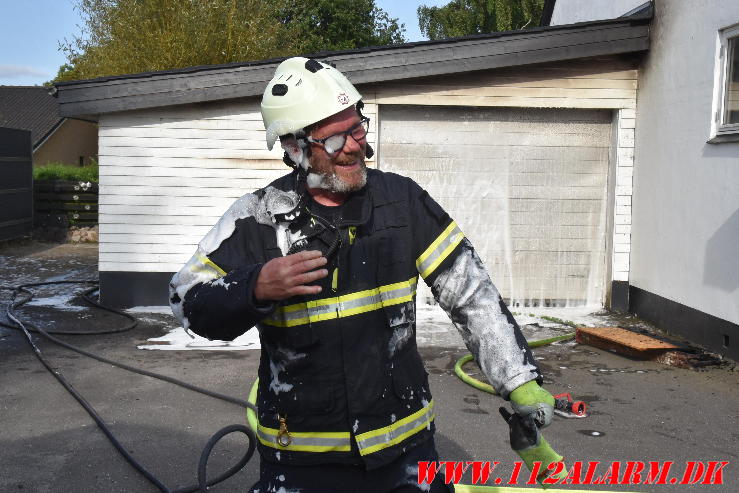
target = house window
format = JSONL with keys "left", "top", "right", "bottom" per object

{"left": 713, "top": 24, "right": 739, "bottom": 140}
{"left": 723, "top": 35, "right": 739, "bottom": 124}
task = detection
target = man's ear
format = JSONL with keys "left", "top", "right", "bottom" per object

{"left": 280, "top": 135, "right": 307, "bottom": 169}
{"left": 365, "top": 143, "right": 374, "bottom": 159}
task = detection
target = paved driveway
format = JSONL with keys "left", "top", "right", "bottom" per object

{"left": 1, "top": 242, "right": 737, "bottom": 492}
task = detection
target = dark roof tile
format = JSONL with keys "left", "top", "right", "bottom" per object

{"left": 0, "top": 86, "right": 64, "bottom": 149}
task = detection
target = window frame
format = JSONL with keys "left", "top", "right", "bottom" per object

{"left": 710, "top": 23, "right": 739, "bottom": 142}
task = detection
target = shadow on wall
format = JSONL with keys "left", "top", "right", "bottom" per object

{"left": 703, "top": 207, "right": 739, "bottom": 292}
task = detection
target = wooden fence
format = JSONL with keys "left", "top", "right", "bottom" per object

{"left": 0, "top": 127, "right": 33, "bottom": 241}
{"left": 34, "top": 180, "right": 99, "bottom": 230}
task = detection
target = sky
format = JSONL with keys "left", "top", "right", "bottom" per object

{"left": 0, "top": 0, "right": 450, "bottom": 87}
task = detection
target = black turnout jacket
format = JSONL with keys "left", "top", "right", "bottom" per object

{"left": 169, "top": 168, "right": 540, "bottom": 469}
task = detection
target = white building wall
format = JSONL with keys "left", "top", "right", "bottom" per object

{"left": 96, "top": 59, "right": 638, "bottom": 304}
{"left": 97, "top": 100, "right": 377, "bottom": 273}
{"left": 550, "top": 0, "right": 648, "bottom": 25}
{"left": 612, "top": 108, "right": 636, "bottom": 282}
{"left": 631, "top": 0, "right": 739, "bottom": 325}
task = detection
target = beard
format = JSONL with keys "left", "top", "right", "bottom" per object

{"left": 307, "top": 153, "right": 368, "bottom": 193}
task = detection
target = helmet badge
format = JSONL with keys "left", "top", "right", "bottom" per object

{"left": 337, "top": 92, "right": 350, "bottom": 105}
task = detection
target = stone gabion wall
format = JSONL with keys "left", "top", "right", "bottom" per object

{"left": 67, "top": 225, "right": 99, "bottom": 243}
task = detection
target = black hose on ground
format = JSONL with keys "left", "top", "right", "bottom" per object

{"left": 0, "top": 281, "right": 257, "bottom": 493}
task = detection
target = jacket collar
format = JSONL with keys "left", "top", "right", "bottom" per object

{"left": 336, "top": 183, "right": 372, "bottom": 226}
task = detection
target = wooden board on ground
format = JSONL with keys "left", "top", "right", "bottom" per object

{"left": 576, "top": 326, "right": 679, "bottom": 359}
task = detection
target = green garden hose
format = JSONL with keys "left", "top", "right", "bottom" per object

{"left": 247, "top": 379, "right": 259, "bottom": 432}
{"left": 454, "top": 333, "right": 576, "bottom": 395}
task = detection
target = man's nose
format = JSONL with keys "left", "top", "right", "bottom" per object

{"left": 342, "top": 134, "right": 363, "bottom": 154}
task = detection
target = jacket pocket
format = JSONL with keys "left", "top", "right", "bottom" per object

{"left": 373, "top": 205, "right": 410, "bottom": 267}
{"left": 279, "top": 382, "right": 335, "bottom": 417}
{"left": 258, "top": 381, "right": 336, "bottom": 429}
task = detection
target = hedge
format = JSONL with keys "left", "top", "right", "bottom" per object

{"left": 34, "top": 162, "right": 99, "bottom": 182}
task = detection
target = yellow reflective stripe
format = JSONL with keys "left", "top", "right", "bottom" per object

{"left": 262, "top": 276, "right": 417, "bottom": 328}
{"left": 335, "top": 285, "right": 375, "bottom": 303}
{"left": 189, "top": 251, "right": 227, "bottom": 277}
{"left": 355, "top": 400, "right": 433, "bottom": 441}
{"left": 380, "top": 277, "right": 417, "bottom": 294}
{"left": 417, "top": 222, "right": 457, "bottom": 269}
{"left": 416, "top": 221, "right": 465, "bottom": 279}
{"left": 256, "top": 401, "right": 434, "bottom": 455}
{"left": 359, "top": 413, "right": 436, "bottom": 456}
{"left": 258, "top": 426, "right": 350, "bottom": 440}
{"left": 355, "top": 400, "right": 435, "bottom": 456}
{"left": 422, "top": 232, "right": 464, "bottom": 278}
{"left": 257, "top": 424, "right": 352, "bottom": 453}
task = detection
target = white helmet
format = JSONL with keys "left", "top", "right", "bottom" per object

{"left": 261, "top": 57, "right": 362, "bottom": 151}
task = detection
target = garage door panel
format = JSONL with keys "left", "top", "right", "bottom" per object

{"left": 385, "top": 130, "right": 608, "bottom": 148}
{"left": 513, "top": 160, "right": 608, "bottom": 174}
{"left": 380, "top": 105, "right": 611, "bottom": 306}
{"left": 380, "top": 119, "right": 611, "bottom": 136}
{"left": 486, "top": 264, "right": 595, "bottom": 278}
{"left": 484, "top": 250, "right": 599, "bottom": 266}
{"left": 407, "top": 170, "right": 606, "bottom": 187}
{"left": 381, "top": 106, "right": 612, "bottom": 124}
{"left": 510, "top": 172, "right": 606, "bottom": 188}
{"left": 506, "top": 224, "right": 606, "bottom": 239}
{"left": 442, "top": 212, "right": 604, "bottom": 227}
{"left": 422, "top": 185, "right": 605, "bottom": 201}
{"left": 509, "top": 198, "right": 602, "bottom": 213}
{"left": 382, "top": 158, "right": 606, "bottom": 174}
{"left": 443, "top": 198, "right": 601, "bottom": 212}
{"left": 509, "top": 211, "right": 604, "bottom": 226}
{"left": 380, "top": 143, "right": 609, "bottom": 161}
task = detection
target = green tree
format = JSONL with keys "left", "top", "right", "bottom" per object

{"left": 417, "top": 0, "right": 545, "bottom": 41}
{"left": 57, "top": 0, "right": 406, "bottom": 82}
{"left": 282, "top": 0, "right": 406, "bottom": 54}
{"left": 58, "top": 0, "right": 299, "bottom": 81}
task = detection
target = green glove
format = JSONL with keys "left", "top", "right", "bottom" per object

{"left": 499, "top": 407, "right": 567, "bottom": 486}
{"left": 509, "top": 380, "right": 555, "bottom": 428}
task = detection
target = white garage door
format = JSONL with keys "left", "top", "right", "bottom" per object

{"left": 379, "top": 106, "right": 612, "bottom": 307}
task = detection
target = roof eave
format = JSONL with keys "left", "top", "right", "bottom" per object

{"left": 55, "top": 14, "right": 651, "bottom": 118}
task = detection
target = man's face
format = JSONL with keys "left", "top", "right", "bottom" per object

{"left": 307, "top": 107, "right": 367, "bottom": 193}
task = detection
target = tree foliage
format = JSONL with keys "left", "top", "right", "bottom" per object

{"left": 417, "top": 0, "right": 545, "bottom": 41}
{"left": 57, "top": 0, "right": 405, "bottom": 82}
{"left": 57, "top": 0, "right": 296, "bottom": 81}
{"left": 282, "top": 0, "right": 406, "bottom": 54}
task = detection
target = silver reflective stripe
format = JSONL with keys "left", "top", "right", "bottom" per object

{"left": 355, "top": 400, "right": 435, "bottom": 456}
{"left": 416, "top": 222, "right": 465, "bottom": 279}
{"left": 340, "top": 292, "right": 382, "bottom": 311}
{"left": 257, "top": 426, "right": 352, "bottom": 452}
{"left": 280, "top": 307, "right": 311, "bottom": 322}
{"left": 307, "top": 302, "right": 337, "bottom": 317}
{"left": 262, "top": 277, "right": 417, "bottom": 328}
{"left": 381, "top": 283, "right": 413, "bottom": 302}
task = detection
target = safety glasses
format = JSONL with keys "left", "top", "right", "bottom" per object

{"left": 306, "top": 117, "right": 370, "bottom": 156}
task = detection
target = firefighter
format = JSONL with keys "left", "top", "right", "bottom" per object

{"left": 169, "top": 57, "right": 555, "bottom": 493}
